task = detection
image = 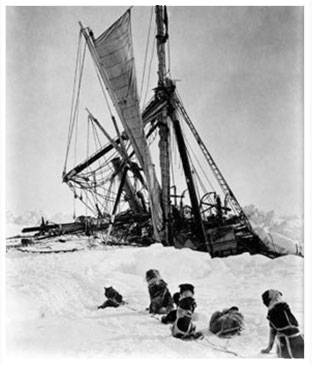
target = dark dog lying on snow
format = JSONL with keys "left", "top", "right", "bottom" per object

{"left": 98, "top": 286, "right": 126, "bottom": 309}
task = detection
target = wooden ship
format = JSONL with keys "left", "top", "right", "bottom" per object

{"left": 22, "top": 6, "right": 282, "bottom": 258}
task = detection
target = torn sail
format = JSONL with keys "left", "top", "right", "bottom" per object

{"left": 92, "top": 9, "right": 163, "bottom": 237}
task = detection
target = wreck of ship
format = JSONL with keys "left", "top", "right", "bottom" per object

{"left": 21, "top": 6, "right": 283, "bottom": 258}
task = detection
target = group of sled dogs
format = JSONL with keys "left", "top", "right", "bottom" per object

{"left": 98, "top": 269, "right": 304, "bottom": 358}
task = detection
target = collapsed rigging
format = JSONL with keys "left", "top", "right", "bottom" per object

{"left": 59, "top": 6, "right": 281, "bottom": 258}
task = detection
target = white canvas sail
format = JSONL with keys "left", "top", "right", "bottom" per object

{"left": 92, "top": 9, "right": 163, "bottom": 237}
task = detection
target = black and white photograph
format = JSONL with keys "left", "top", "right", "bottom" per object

{"left": 1, "top": 1, "right": 311, "bottom": 361}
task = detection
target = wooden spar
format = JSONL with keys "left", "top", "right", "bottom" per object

{"left": 63, "top": 100, "right": 162, "bottom": 183}
{"left": 111, "top": 157, "right": 146, "bottom": 214}
{"left": 86, "top": 109, "right": 130, "bottom": 161}
{"left": 22, "top": 222, "right": 85, "bottom": 234}
{"left": 111, "top": 115, "right": 128, "bottom": 158}
{"left": 62, "top": 134, "right": 127, "bottom": 183}
{"left": 155, "top": 6, "right": 167, "bottom": 84}
{"left": 155, "top": 5, "right": 170, "bottom": 244}
{"left": 87, "top": 110, "right": 148, "bottom": 189}
{"left": 105, "top": 166, "right": 128, "bottom": 243}
{"left": 169, "top": 96, "right": 210, "bottom": 250}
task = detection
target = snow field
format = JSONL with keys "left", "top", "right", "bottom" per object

{"left": 6, "top": 243, "right": 304, "bottom": 358}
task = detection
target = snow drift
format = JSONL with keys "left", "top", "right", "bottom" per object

{"left": 6, "top": 243, "right": 304, "bottom": 358}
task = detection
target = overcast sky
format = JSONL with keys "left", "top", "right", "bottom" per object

{"left": 6, "top": 6, "right": 303, "bottom": 218}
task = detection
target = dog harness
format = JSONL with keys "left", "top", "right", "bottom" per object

{"left": 171, "top": 307, "right": 196, "bottom": 338}
{"left": 267, "top": 301, "right": 304, "bottom": 358}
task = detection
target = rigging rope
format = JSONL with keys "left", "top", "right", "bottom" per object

{"left": 200, "top": 337, "right": 242, "bottom": 357}
{"left": 63, "top": 32, "right": 86, "bottom": 173}
{"left": 175, "top": 94, "right": 224, "bottom": 199}
{"left": 175, "top": 90, "right": 242, "bottom": 216}
{"left": 91, "top": 120, "right": 111, "bottom": 213}
{"left": 183, "top": 124, "right": 215, "bottom": 193}
{"left": 179, "top": 114, "right": 215, "bottom": 196}
{"left": 143, "top": 31, "right": 156, "bottom": 107}
{"left": 140, "top": 7, "right": 154, "bottom": 101}
{"left": 73, "top": 99, "right": 79, "bottom": 168}
{"left": 167, "top": 36, "right": 171, "bottom": 77}
{"left": 86, "top": 118, "right": 100, "bottom": 211}
{"left": 73, "top": 195, "right": 76, "bottom": 220}
{"left": 64, "top": 33, "right": 82, "bottom": 172}
{"left": 71, "top": 40, "right": 86, "bottom": 167}
{"left": 184, "top": 139, "right": 203, "bottom": 207}
{"left": 87, "top": 116, "right": 90, "bottom": 164}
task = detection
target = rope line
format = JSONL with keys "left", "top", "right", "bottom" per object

{"left": 201, "top": 337, "right": 239, "bottom": 356}
{"left": 125, "top": 304, "right": 245, "bottom": 356}
{"left": 143, "top": 30, "right": 156, "bottom": 107}
{"left": 64, "top": 33, "right": 86, "bottom": 173}
{"left": 140, "top": 7, "right": 154, "bottom": 100}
